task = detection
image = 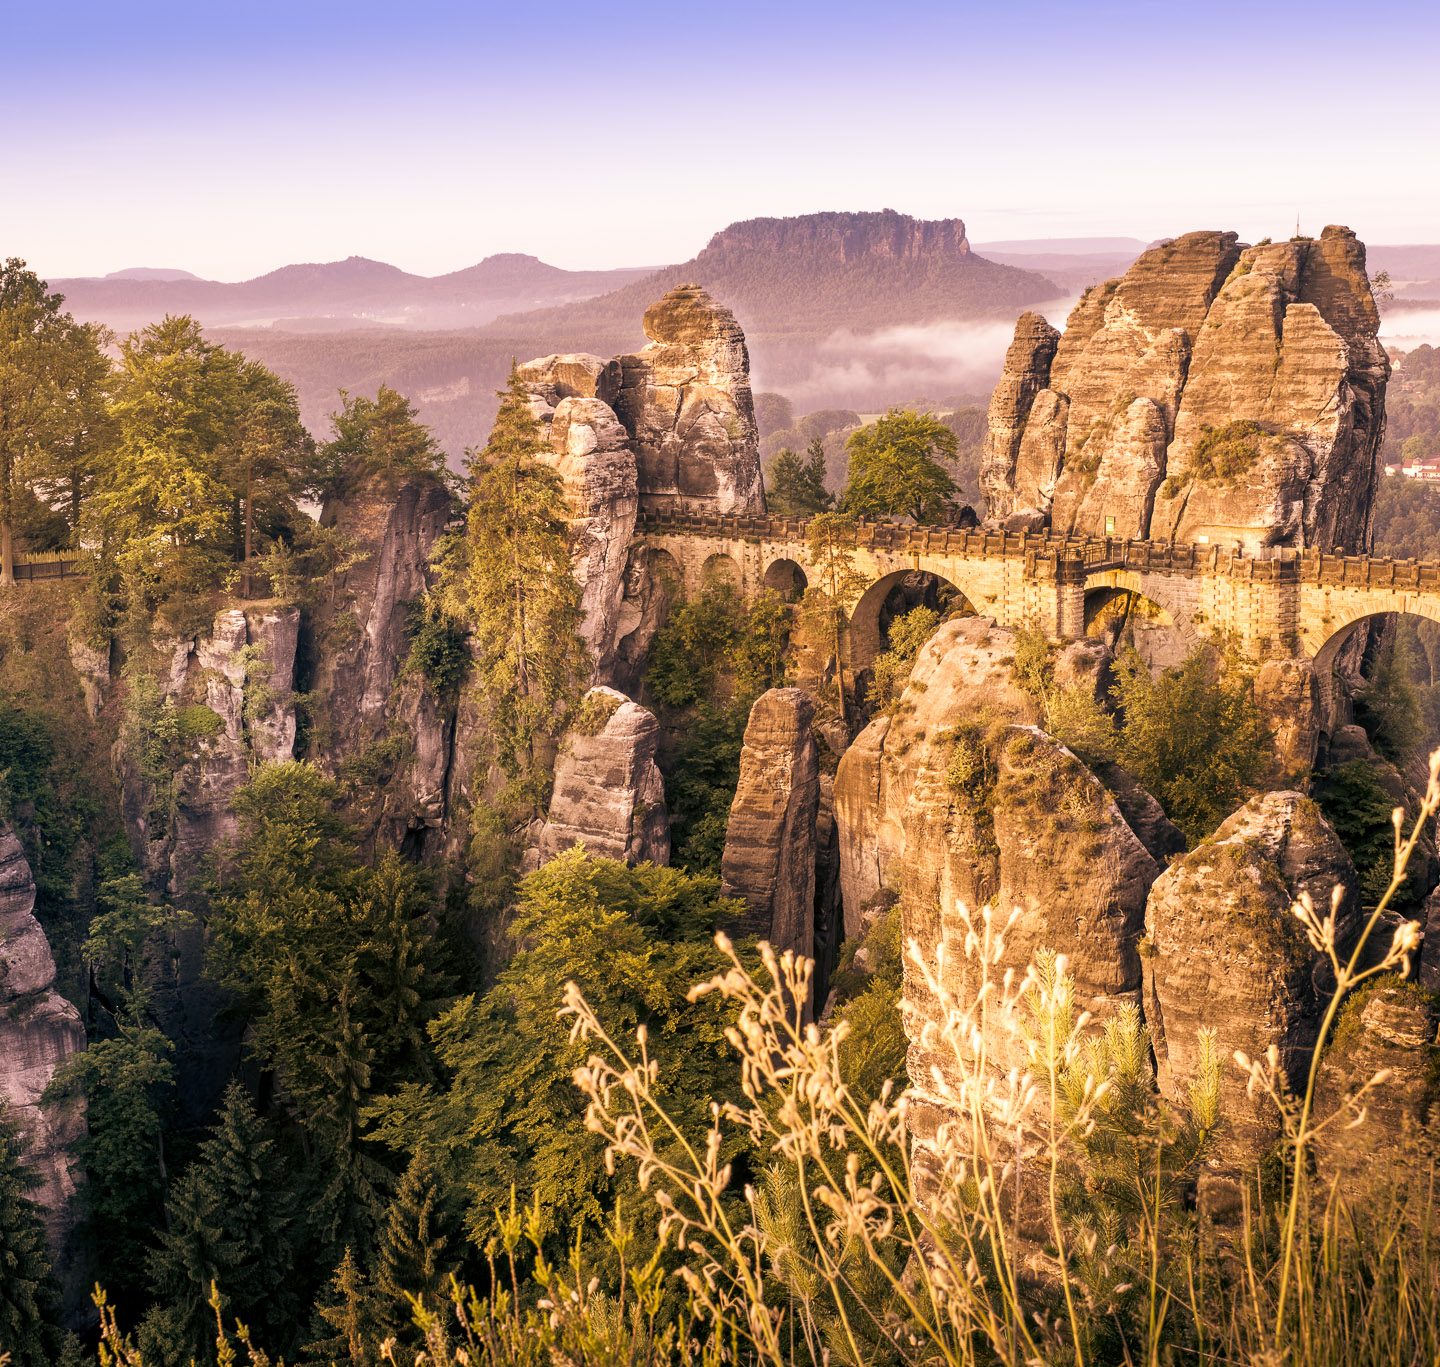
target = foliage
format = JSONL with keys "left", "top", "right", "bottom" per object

{"left": 317, "top": 385, "right": 448, "bottom": 502}
{"left": 1314, "top": 759, "right": 1423, "bottom": 909}
{"left": 1110, "top": 646, "right": 1268, "bottom": 841}
{"left": 372, "top": 1149, "right": 463, "bottom": 1344}
{"left": 839, "top": 407, "right": 958, "bottom": 522}
{"left": 446, "top": 370, "right": 586, "bottom": 807}
{"left": 0, "top": 1110, "right": 66, "bottom": 1366}
{"left": 663, "top": 703, "right": 750, "bottom": 876}
{"left": 799, "top": 512, "right": 866, "bottom": 726}
{"left": 46, "top": 1027, "right": 175, "bottom": 1311}
{"left": 365, "top": 849, "right": 739, "bottom": 1251}
{"left": 646, "top": 583, "right": 790, "bottom": 711}
{"left": 764, "top": 438, "right": 833, "bottom": 516}
{"left": 206, "top": 762, "right": 452, "bottom": 1250}
{"left": 403, "top": 591, "right": 469, "bottom": 702}
{"left": 139, "top": 1084, "right": 301, "bottom": 1365}
{"left": 866, "top": 604, "right": 939, "bottom": 712}
{"left": 1373, "top": 473, "right": 1440, "bottom": 558}
{"left": 1355, "top": 623, "right": 1425, "bottom": 764}
{"left": 0, "top": 259, "right": 113, "bottom": 580}
{"left": 1182, "top": 419, "right": 1266, "bottom": 485}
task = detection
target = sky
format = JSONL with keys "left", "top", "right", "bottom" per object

{"left": 5, "top": 0, "right": 1440, "bottom": 281}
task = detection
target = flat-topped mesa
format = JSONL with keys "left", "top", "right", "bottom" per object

{"left": 981, "top": 226, "right": 1389, "bottom": 552}
{"left": 597, "top": 284, "right": 765, "bottom": 517}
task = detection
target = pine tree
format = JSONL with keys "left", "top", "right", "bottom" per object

{"left": 0, "top": 1113, "right": 64, "bottom": 1367}
{"left": 453, "top": 368, "right": 587, "bottom": 804}
{"left": 303, "top": 1247, "right": 380, "bottom": 1367}
{"left": 143, "top": 1083, "right": 300, "bottom": 1364}
{"left": 765, "top": 437, "right": 833, "bottom": 516}
{"left": 373, "top": 1149, "right": 460, "bottom": 1341}
{"left": 801, "top": 512, "right": 866, "bottom": 726}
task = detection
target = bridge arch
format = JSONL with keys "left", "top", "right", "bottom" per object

{"left": 849, "top": 569, "right": 977, "bottom": 671}
{"left": 700, "top": 551, "right": 742, "bottom": 590}
{"left": 1305, "top": 600, "right": 1440, "bottom": 670}
{"left": 1084, "top": 572, "right": 1199, "bottom": 672}
{"left": 762, "top": 557, "right": 808, "bottom": 602}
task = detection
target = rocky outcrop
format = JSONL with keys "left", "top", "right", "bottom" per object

{"left": 720, "top": 689, "right": 820, "bottom": 957}
{"left": 981, "top": 313, "right": 1060, "bottom": 521}
{"left": 1313, "top": 981, "right": 1438, "bottom": 1182}
{"left": 1143, "top": 791, "right": 1358, "bottom": 1183}
{"left": 982, "top": 227, "right": 1388, "bottom": 551}
{"left": 514, "top": 353, "right": 606, "bottom": 424}
{"left": 0, "top": 826, "right": 85, "bottom": 1316}
{"left": 599, "top": 285, "right": 764, "bottom": 517}
{"left": 68, "top": 634, "right": 111, "bottom": 719}
{"left": 305, "top": 472, "right": 455, "bottom": 852}
{"left": 1254, "top": 658, "right": 1322, "bottom": 784}
{"left": 835, "top": 617, "right": 1167, "bottom": 1137}
{"left": 532, "top": 688, "right": 669, "bottom": 867}
{"left": 124, "top": 604, "right": 301, "bottom": 899}
{"left": 541, "top": 396, "right": 639, "bottom": 683}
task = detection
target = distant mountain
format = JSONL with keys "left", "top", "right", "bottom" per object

{"left": 204, "top": 212, "right": 1065, "bottom": 461}
{"left": 972, "top": 236, "right": 1150, "bottom": 255}
{"left": 104, "top": 267, "right": 201, "bottom": 282}
{"left": 496, "top": 210, "right": 1061, "bottom": 352}
{"left": 49, "top": 254, "right": 655, "bottom": 331}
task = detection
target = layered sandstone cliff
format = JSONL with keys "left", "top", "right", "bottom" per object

{"left": 531, "top": 687, "right": 670, "bottom": 868}
{"left": 0, "top": 826, "right": 86, "bottom": 1315}
{"left": 982, "top": 227, "right": 1388, "bottom": 551}
{"left": 720, "top": 689, "right": 820, "bottom": 957}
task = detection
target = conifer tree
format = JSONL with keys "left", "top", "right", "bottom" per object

{"left": 142, "top": 1083, "right": 300, "bottom": 1364}
{"left": 453, "top": 368, "right": 586, "bottom": 804}
{"left": 373, "top": 1149, "right": 460, "bottom": 1341}
{"left": 0, "top": 1112, "right": 64, "bottom": 1367}
{"left": 766, "top": 436, "right": 833, "bottom": 516}
{"left": 304, "top": 1247, "right": 380, "bottom": 1367}
{"left": 801, "top": 512, "right": 866, "bottom": 726}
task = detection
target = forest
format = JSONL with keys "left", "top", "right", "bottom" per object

{"left": 1, "top": 255, "right": 1439, "bottom": 1367}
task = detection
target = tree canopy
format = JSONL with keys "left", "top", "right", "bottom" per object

{"left": 840, "top": 408, "right": 958, "bottom": 522}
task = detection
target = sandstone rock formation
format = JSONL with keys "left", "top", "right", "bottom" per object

{"left": 0, "top": 825, "right": 85, "bottom": 1315}
{"left": 834, "top": 617, "right": 1167, "bottom": 1133}
{"left": 720, "top": 689, "right": 820, "bottom": 957}
{"left": 536, "top": 391, "right": 639, "bottom": 683}
{"left": 307, "top": 471, "right": 455, "bottom": 852}
{"left": 982, "top": 227, "right": 1388, "bottom": 551}
{"left": 1143, "top": 791, "right": 1358, "bottom": 1180}
{"left": 1313, "top": 981, "right": 1438, "bottom": 1183}
{"left": 124, "top": 603, "right": 301, "bottom": 899}
{"left": 598, "top": 284, "right": 765, "bottom": 517}
{"left": 1254, "top": 658, "right": 1322, "bottom": 783}
{"left": 532, "top": 687, "right": 670, "bottom": 867}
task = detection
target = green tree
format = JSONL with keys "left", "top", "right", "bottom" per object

{"left": 304, "top": 1247, "right": 380, "bottom": 1367}
{"left": 800, "top": 512, "right": 866, "bottom": 726}
{"left": 0, "top": 1111, "right": 64, "bottom": 1367}
{"left": 366, "top": 849, "right": 739, "bottom": 1249}
{"left": 141, "top": 1084, "right": 300, "bottom": 1365}
{"left": 867, "top": 605, "right": 940, "bottom": 712}
{"left": 1110, "top": 647, "right": 1268, "bottom": 842}
{"left": 372, "top": 1149, "right": 462, "bottom": 1342}
{"left": 206, "top": 763, "right": 450, "bottom": 1251}
{"left": 840, "top": 408, "right": 958, "bottom": 522}
{"left": 0, "top": 259, "right": 113, "bottom": 583}
{"left": 449, "top": 369, "right": 586, "bottom": 803}
{"left": 45, "top": 1027, "right": 174, "bottom": 1311}
{"left": 766, "top": 438, "right": 833, "bottom": 516}
{"left": 317, "top": 386, "right": 447, "bottom": 502}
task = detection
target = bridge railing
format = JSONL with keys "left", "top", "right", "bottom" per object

{"left": 638, "top": 510, "right": 1440, "bottom": 588}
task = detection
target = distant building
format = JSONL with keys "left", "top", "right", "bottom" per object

{"left": 1384, "top": 461, "right": 1440, "bottom": 481}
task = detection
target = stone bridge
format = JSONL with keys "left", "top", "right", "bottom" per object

{"left": 635, "top": 509, "right": 1440, "bottom": 673}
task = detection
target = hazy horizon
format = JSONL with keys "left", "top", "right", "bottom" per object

{"left": 8, "top": 0, "right": 1440, "bottom": 281}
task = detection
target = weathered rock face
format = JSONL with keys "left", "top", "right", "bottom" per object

{"left": 834, "top": 617, "right": 1166, "bottom": 1133}
{"left": 540, "top": 396, "right": 639, "bottom": 684}
{"left": 1313, "top": 981, "right": 1439, "bottom": 1182}
{"left": 720, "top": 689, "right": 820, "bottom": 957}
{"left": 124, "top": 604, "right": 301, "bottom": 899}
{"left": 1143, "top": 791, "right": 1358, "bottom": 1179}
{"left": 68, "top": 634, "right": 111, "bottom": 719}
{"left": 1254, "top": 658, "right": 1322, "bottom": 784}
{"left": 514, "top": 353, "right": 606, "bottom": 423}
{"left": 599, "top": 284, "right": 765, "bottom": 517}
{"left": 532, "top": 687, "right": 670, "bottom": 867}
{"left": 0, "top": 826, "right": 86, "bottom": 1318}
{"left": 982, "top": 227, "right": 1388, "bottom": 551}
{"left": 305, "top": 472, "right": 455, "bottom": 852}
{"left": 981, "top": 313, "right": 1060, "bottom": 522}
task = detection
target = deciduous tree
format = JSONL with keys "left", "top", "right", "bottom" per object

{"left": 840, "top": 408, "right": 958, "bottom": 522}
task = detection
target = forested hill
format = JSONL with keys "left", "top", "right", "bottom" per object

{"left": 49, "top": 254, "right": 655, "bottom": 332}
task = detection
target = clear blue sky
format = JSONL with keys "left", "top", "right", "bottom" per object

{"left": 6, "top": 0, "right": 1437, "bottom": 279}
